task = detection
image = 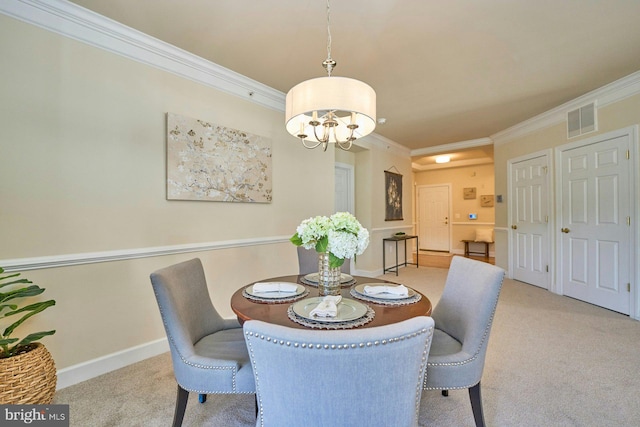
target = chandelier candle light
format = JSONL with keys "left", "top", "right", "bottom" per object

{"left": 285, "top": 0, "right": 376, "bottom": 151}
{"left": 291, "top": 212, "right": 369, "bottom": 295}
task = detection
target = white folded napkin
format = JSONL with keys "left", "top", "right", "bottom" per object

{"left": 309, "top": 296, "right": 342, "bottom": 318}
{"left": 363, "top": 284, "right": 409, "bottom": 297}
{"left": 252, "top": 282, "right": 298, "bottom": 293}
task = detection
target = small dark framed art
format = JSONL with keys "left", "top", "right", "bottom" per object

{"left": 384, "top": 170, "right": 403, "bottom": 221}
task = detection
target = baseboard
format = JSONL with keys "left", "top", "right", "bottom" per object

{"left": 56, "top": 338, "right": 169, "bottom": 390}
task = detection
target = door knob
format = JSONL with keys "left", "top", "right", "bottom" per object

{"left": 561, "top": 228, "right": 570, "bottom": 233}
{"left": 511, "top": 225, "right": 517, "bottom": 229}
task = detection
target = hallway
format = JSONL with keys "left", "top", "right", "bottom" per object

{"left": 418, "top": 250, "right": 494, "bottom": 269}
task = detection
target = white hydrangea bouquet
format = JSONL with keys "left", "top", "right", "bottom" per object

{"left": 290, "top": 212, "right": 370, "bottom": 268}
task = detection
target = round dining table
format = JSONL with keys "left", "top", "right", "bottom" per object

{"left": 230, "top": 274, "right": 432, "bottom": 330}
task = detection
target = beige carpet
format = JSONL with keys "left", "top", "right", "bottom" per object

{"left": 54, "top": 264, "right": 640, "bottom": 426}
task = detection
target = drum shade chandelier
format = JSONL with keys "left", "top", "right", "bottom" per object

{"left": 285, "top": 0, "right": 376, "bottom": 151}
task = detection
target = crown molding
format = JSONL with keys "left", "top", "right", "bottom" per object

{"left": 1, "top": 0, "right": 411, "bottom": 154}
{"left": 0, "top": 0, "right": 286, "bottom": 111}
{"left": 355, "top": 132, "right": 411, "bottom": 157}
{"left": 492, "top": 70, "right": 640, "bottom": 146}
{"left": 412, "top": 156, "right": 493, "bottom": 171}
{"left": 410, "top": 137, "right": 492, "bottom": 157}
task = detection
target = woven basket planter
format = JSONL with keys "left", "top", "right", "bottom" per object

{"left": 0, "top": 343, "right": 57, "bottom": 404}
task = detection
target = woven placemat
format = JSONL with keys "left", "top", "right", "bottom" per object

{"left": 349, "top": 288, "right": 422, "bottom": 306}
{"left": 287, "top": 305, "right": 375, "bottom": 329}
{"left": 243, "top": 288, "right": 309, "bottom": 304}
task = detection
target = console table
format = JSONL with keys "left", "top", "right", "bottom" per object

{"left": 383, "top": 235, "right": 419, "bottom": 276}
{"left": 461, "top": 239, "right": 493, "bottom": 257}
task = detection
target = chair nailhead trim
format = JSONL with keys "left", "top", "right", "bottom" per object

{"left": 244, "top": 327, "right": 434, "bottom": 351}
{"left": 427, "top": 279, "right": 504, "bottom": 369}
{"left": 424, "top": 277, "right": 505, "bottom": 391}
{"left": 153, "top": 289, "right": 241, "bottom": 392}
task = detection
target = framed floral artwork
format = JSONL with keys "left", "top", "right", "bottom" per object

{"left": 384, "top": 170, "right": 403, "bottom": 221}
{"left": 166, "top": 113, "right": 272, "bottom": 203}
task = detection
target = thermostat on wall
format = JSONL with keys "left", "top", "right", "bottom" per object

{"left": 469, "top": 213, "right": 477, "bottom": 220}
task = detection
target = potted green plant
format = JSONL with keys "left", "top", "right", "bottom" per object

{"left": 0, "top": 267, "right": 57, "bottom": 404}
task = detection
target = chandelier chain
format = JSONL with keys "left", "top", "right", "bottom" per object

{"left": 326, "top": 0, "right": 332, "bottom": 63}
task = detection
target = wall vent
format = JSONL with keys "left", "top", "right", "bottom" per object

{"left": 567, "top": 102, "right": 597, "bottom": 138}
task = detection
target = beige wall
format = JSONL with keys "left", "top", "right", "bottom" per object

{"left": 356, "top": 147, "right": 415, "bottom": 272}
{"left": 414, "top": 163, "right": 495, "bottom": 254}
{"left": 0, "top": 15, "right": 334, "bottom": 371}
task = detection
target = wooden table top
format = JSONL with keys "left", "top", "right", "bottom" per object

{"left": 230, "top": 275, "right": 432, "bottom": 329}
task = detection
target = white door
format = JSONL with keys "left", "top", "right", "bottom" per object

{"left": 510, "top": 154, "right": 550, "bottom": 288}
{"left": 559, "top": 132, "right": 631, "bottom": 314}
{"left": 417, "top": 185, "right": 450, "bottom": 251}
{"left": 335, "top": 163, "right": 354, "bottom": 214}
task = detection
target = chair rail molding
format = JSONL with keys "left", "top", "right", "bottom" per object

{"left": 370, "top": 225, "right": 415, "bottom": 234}
{"left": 451, "top": 222, "right": 496, "bottom": 226}
{"left": 0, "top": 236, "right": 291, "bottom": 272}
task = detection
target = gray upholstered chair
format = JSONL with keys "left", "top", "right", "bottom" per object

{"left": 150, "top": 258, "right": 255, "bottom": 427}
{"left": 297, "top": 246, "right": 350, "bottom": 274}
{"left": 423, "top": 255, "right": 505, "bottom": 427}
{"left": 244, "top": 316, "right": 434, "bottom": 427}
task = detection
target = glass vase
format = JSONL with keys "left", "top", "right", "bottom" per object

{"left": 317, "top": 252, "right": 342, "bottom": 296}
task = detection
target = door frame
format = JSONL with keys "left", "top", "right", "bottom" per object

{"left": 554, "top": 125, "right": 638, "bottom": 320}
{"left": 416, "top": 183, "right": 452, "bottom": 252}
{"left": 335, "top": 162, "right": 355, "bottom": 273}
{"left": 507, "top": 149, "right": 554, "bottom": 289}
{"left": 335, "top": 162, "right": 355, "bottom": 214}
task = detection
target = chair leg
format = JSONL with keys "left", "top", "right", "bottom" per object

{"left": 442, "top": 390, "right": 449, "bottom": 396}
{"left": 173, "top": 385, "right": 189, "bottom": 427}
{"left": 199, "top": 394, "right": 207, "bottom": 403}
{"left": 468, "top": 382, "right": 486, "bottom": 427}
{"left": 255, "top": 394, "right": 259, "bottom": 417}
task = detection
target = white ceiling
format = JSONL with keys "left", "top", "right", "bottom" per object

{"left": 68, "top": 0, "right": 640, "bottom": 167}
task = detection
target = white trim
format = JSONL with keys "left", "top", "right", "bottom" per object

{"left": 0, "top": 0, "right": 284, "bottom": 111}
{"left": 335, "top": 162, "right": 355, "bottom": 214}
{"left": 410, "top": 137, "right": 493, "bottom": 157}
{"left": 450, "top": 222, "right": 495, "bottom": 226}
{"left": 0, "top": 235, "right": 291, "bottom": 272}
{"left": 370, "top": 225, "right": 414, "bottom": 233}
{"left": 57, "top": 338, "right": 169, "bottom": 390}
{"left": 412, "top": 156, "right": 494, "bottom": 171}
{"left": 356, "top": 132, "right": 411, "bottom": 157}
{"left": 492, "top": 71, "right": 640, "bottom": 146}
{"left": 633, "top": 126, "right": 640, "bottom": 321}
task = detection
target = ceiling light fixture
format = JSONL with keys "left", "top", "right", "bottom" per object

{"left": 435, "top": 155, "right": 451, "bottom": 164}
{"left": 285, "top": 0, "right": 376, "bottom": 151}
